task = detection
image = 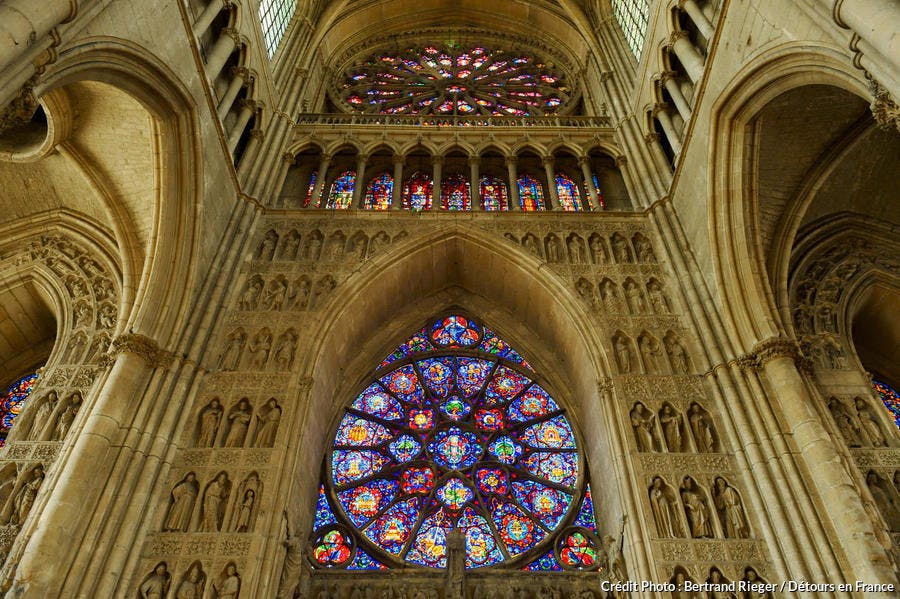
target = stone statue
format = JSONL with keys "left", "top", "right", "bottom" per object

{"left": 624, "top": 280, "right": 646, "bottom": 314}
{"left": 29, "top": 392, "right": 57, "bottom": 439}
{"left": 310, "top": 276, "right": 336, "bottom": 310}
{"left": 681, "top": 477, "right": 713, "bottom": 538}
{"left": 649, "top": 476, "right": 680, "bottom": 537}
{"left": 630, "top": 403, "right": 658, "bottom": 452}
{"left": 671, "top": 570, "right": 699, "bottom": 599}
{"left": 175, "top": 562, "right": 206, "bottom": 599}
{"left": 198, "top": 399, "right": 223, "bottom": 447}
{"left": 611, "top": 234, "right": 631, "bottom": 263}
{"left": 688, "top": 403, "right": 716, "bottom": 452}
{"left": 258, "top": 230, "right": 278, "bottom": 260}
{"left": 351, "top": 235, "right": 367, "bottom": 260}
{"left": 273, "top": 330, "right": 297, "bottom": 371}
{"left": 589, "top": 235, "right": 607, "bottom": 264}
{"left": 867, "top": 471, "right": 900, "bottom": 531}
{"left": 163, "top": 472, "right": 199, "bottom": 532}
{"left": 522, "top": 234, "right": 539, "bottom": 257}
{"left": 567, "top": 236, "right": 585, "bottom": 263}
{"left": 255, "top": 399, "right": 281, "bottom": 447}
{"left": 200, "top": 472, "right": 230, "bottom": 532}
{"left": 602, "top": 534, "right": 626, "bottom": 584}
{"left": 239, "top": 278, "right": 263, "bottom": 311}
{"left": 576, "top": 278, "right": 598, "bottom": 308}
{"left": 52, "top": 400, "right": 79, "bottom": 441}
{"left": 139, "top": 562, "right": 171, "bottom": 599}
{"left": 713, "top": 477, "right": 749, "bottom": 538}
{"left": 289, "top": 277, "right": 311, "bottom": 310}
{"left": 639, "top": 335, "right": 662, "bottom": 373}
{"left": 600, "top": 279, "right": 619, "bottom": 312}
{"left": 276, "top": 515, "right": 302, "bottom": 599}
{"left": 10, "top": 465, "right": 44, "bottom": 525}
{"left": 707, "top": 568, "right": 737, "bottom": 599}
{"left": 224, "top": 399, "right": 252, "bottom": 447}
{"left": 742, "top": 567, "right": 772, "bottom": 598}
{"left": 280, "top": 232, "right": 300, "bottom": 260}
{"left": 829, "top": 400, "right": 862, "bottom": 446}
{"left": 233, "top": 489, "right": 255, "bottom": 532}
{"left": 615, "top": 335, "right": 632, "bottom": 373}
{"left": 659, "top": 404, "right": 684, "bottom": 452}
{"left": 219, "top": 330, "right": 246, "bottom": 371}
{"left": 213, "top": 563, "right": 240, "bottom": 598}
{"left": 263, "top": 278, "right": 287, "bottom": 311}
{"left": 665, "top": 335, "right": 690, "bottom": 374}
{"left": 855, "top": 398, "right": 887, "bottom": 447}
{"left": 248, "top": 329, "right": 273, "bottom": 369}
{"left": 647, "top": 280, "right": 669, "bottom": 313}
{"left": 305, "top": 234, "right": 323, "bottom": 261}
{"left": 634, "top": 234, "right": 655, "bottom": 262}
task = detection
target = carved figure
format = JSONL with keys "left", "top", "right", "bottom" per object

{"left": 589, "top": 235, "right": 607, "bottom": 263}
{"left": 599, "top": 279, "right": 619, "bottom": 312}
{"left": 52, "top": 400, "right": 79, "bottom": 441}
{"left": 611, "top": 234, "right": 631, "bottom": 262}
{"left": 630, "top": 403, "right": 658, "bottom": 452}
{"left": 545, "top": 235, "right": 561, "bottom": 262}
{"left": 647, "top": 280, "right": 669, "bottom": 313}
{"left": 213, "top": 563, "right": 240, "bottom": 598}
{"left": 10, "top": 466, "right": 44, "bottom": 525}
{"left": 867, "top": 471, "right": 900, "bottom": 531}
{"left": 164, "top": 472, "right": 199, "bottom": 532}
{"left": 248, "top": 329, "right": 273, "bottom": 369}
{"left": 290, "top": 277, "right": 311, "bottom": 310}
{"left": 855, "top": 398, "right": 887, "bottom": 447}
{"left": 263, "top": 278, "right": 287, "bottom": 311}
{"left": 713, "top": 477, "right": 749, "bottom": 538}
{"left": 279, "top": 231, "right": 300, "bottom": 260}
{"left": 200, "top": 473, "right": 230, "bottom": 533}
{"left": 829, "top": 400, "right": 862, "bottom": 446}
{"left": 219, "top": 330, "right": 246, "bottom": 371}
{"left": 310, "top": 276, "right": 336, "bottom": 310}
{"left": 258, "top": 230, "right": 278, "bottom": 261}
{"left": 602, "top": 534, "right": 626, "bottom": 583}
{"left": 305, "top": 233, "right": 323, "bottom": 261}
{"left": 688, "top": 403, "right": 716, "bottom": 452}
{"left": 659, "top": 404, "right": 684, "bottom": 452}
{"left": 351, "top": 235, "right": 367, "bottom": 260}
{"left": 139, "top": 562, "right": 171, "bottom": 599}
{"left": 681, "top": 477, "right": 713, "bottom": 538}
{"left": 649, "top": 476, "right": 680, "bottom": 537}
{"left": 198, "top": 399, "right": 224, "bottom": 447}
{"left": 273, "top": 330, "right": 297, "bottom": 371}
{"left": 29, "top": 392, "right": 57, "bottom": 439}
{"left": 576, "top": 278, "right": 597, "bottom": 308}
{"left": 639, "top": 334, "right": 662, "bottom": 373}
{"left": 234, "top": 489, "right": 255, "bottom": 532}
{"left": 567, "top": 235, "right": 585, "bottom": 263}
{"left": 707, "top": 568, "right": 737, "bottom": 599}
{"left": 614, "top": 335, "right": 633, "bottom": 373}
{"left": 522, "top": 234, "right": 539, "bottom": 257}
{"left": 276, "top": 519, "right": 302, "bottom": 599}
{"left": 634, "top": 234, "right": 655, "bottom": 262}
{"left": 742, "top": 567, "right": 772, "bottom": 598}
{"left": 255, "top": 398, "right": 281, "bottom": 447}
{"left": 624, "top": 279, "right": 646, "bottom": 314}
{"left": 671, "top": 570, "right": 700, "bottom": 599}
{"left": 98, "top": 302, "right": 117, "bottom": 328}
{"left": 224, "top": 399, "right": 252, "bottom": 447}
{"left": 665, "top": 334, "right": 690, "bottom": 373}
{"left": 176, "top": 563, "right": 206, "bottom": 599}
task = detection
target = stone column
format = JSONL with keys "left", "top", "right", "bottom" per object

{"left": 217, "top": 67, "right": 249, "bottom": 120}
{"left": 237, "top": 129, "right": 264, "bottom": 176}
{"left": 578, "top": 156, "right": 600, "bottom": 211}
{"left": 468, "top": 156, "right": 481, "bottom": 211}
{"left": 833, "top": 0, "right": 900, "bottom": 70}
{"left": 506, "top": 156, "right": 521, "bottom": 210}
{"left": 0, "top": 0, "right": 75, "bottom": 73}
{"left": 226, "top": 99, "right": 256, "bottom": 154}
{"left": 668, "top": 30, "right": 705, "bottom": 83}
{"left": 206, "top": 28, "right": 240, "bottom": 83}
{"left": 391, "top": 155, "right": 404, "bottom": 209}
{"left": 310, "top": 153, "right": 332, "bottom": 208}
{"left": 352, "top": 153, "right": 368, "bottom": 209}
{"left": 653, "top": 103, "right": 683, "bottom": 154}
{"left": 542, "top": 155, "right": 559, "bottom": 210}
{"left": 432, "top": 155, "right": 443, "bottom": 210}
{"left": 661, "top": 71, "right": 692, "bottom": 120}
{"left": 194, "top": 0, "right": 231, "bottom": 38}
{"left": 678, "top": 0, "right": 715, "bottom": 40}
{"left": 645, "top": 133, "right": 672, "bottom": 172}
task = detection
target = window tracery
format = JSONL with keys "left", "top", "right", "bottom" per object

{"left": 612, "top": 0, "right": 650, "bottom": 58}
{"left": 258, "top": 0, "right": 297, "bottom": 58}
{"left": 337, "top": 45, "right": 571, "bottom": 116}
{"left": 308, "top": 314, "right": 601, "bottom": 572}
{"left": 0, "top": 372, "right": 38, "bottom": 446}
{"left": 517, "top": 175, "right": 546, "bottom": 211}
{"left": 364, "top": 172, "right": 394, "bottom": 210}
{"left": 440, "top": 174, "right": 471, "bottom": 211}
{"left": 326, "top": 171, "right": 356, "bottom": 209}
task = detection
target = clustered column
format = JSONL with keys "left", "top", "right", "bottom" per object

{"left": 506, "top": 156, "right": 521, "bottom": 211}
{"left": 469, "top": 156, "right": 481, "bottom": 211}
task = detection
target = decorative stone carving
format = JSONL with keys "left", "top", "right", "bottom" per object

{"left": 198, "top": 399, "right": 224, "bottom": 447}
{"left": 588, "top": 233, "right": 608, "bottom": 264}
{"left": 212, "top": 562, "right": 241, "bottom": 598}
{"left": 276, "top": 515, "right": 302, "bottom": 599}
{"left": 175, "top": 561, "right": 207, "bottom": 599}
{"left": 138, "top": 561, "right": 171, "bottom": 599}
{"left": 649, "top": 476, "right": 683, "bottom": 537}
{"left": 624, "top": 278, "right": 647, "bottom": 314}
{"left": 688, "top": 402, "right": 717, "bottom": 453}
{"left": 566, "top": 234, "right": 586, "bottom": 264}
{"left": 51, "top": 393, "right": 81, "bottom": 441}
{"left": 670, "top": 567, "right": 699, "bottom": 599}
{"left": 273, "top": 329, "right": 298, "bottom": 371}
{"left": 613, "top": 332, "right": 635, "bottom": 374}
{"left": 26, "top": 392, "right": 57, "bottom": 440}
{"left": 638, "top": 333, "right": 664, "bottom": 373}
{"left": 633, "top": 233, "right": 656, "bottom": 263}
{"left": 254, "top": 398, "right": 282, "bottom": 447}
{"left": 575, "top": 278, "right": 598, "bottom": 309}
{"left": 647, "top": 279, "right": 669, "bottom": 313}
{"left": 109, "top": 334, "right": 175, "bottom": 369}
{"left": 230, "top": 472, "right": 261, "bottom": 532}
{"left": 199, "top": 472, "right": 231, "bottom": 533}
{"left": 163, "top": 472, "right": 199, "bottom": 532}
{"left": 611, "top": 233, "right": 632, "bottom": 263}
{"left": 631, "top": 402, "right": 660, "bottom": 452}
{"left": 9, "top": 465, "right": 44, "bottom": 525}
{"left": 544, "top": 234, "right": 562, "bottom": 263}
{"left": 867, "top": 470, "right": 900, "bottom": 531}
{"left": 262, "top": 276, "right": 288, "bottom": 311}
{"left": 855, "top": 398, "right": 887, "bottom": 447}
{"left": 247, "top": 328, "right": 273, "bottom": 369}
{"left": 279, "top": 230, "right": 301, "bottom": 260}
{"left": 681, "top": 477, "right": 713, "bottom": 538}
{"left": 659, "top": 403, "right": 685, "bottom": 452}
{"left": 741, "top": 567, "right": 772, "bottom": 598}
{"left": 288, "top": 276, "right": 312, "bottom": 310}
{"left": 829, "top": 399, "right": 862, "bottom": 447}
{"left": 257, "top": 230, "right": 278, "bottom": 260}
{"left": 599, "top": 278, "right": 620, "bottom": 313}
{"left": 223, "top": 399, "right": 252, "bottom": 448}
{"left": 713, "top": 477, "right": 749, "bottom": 539}
{"left": 303, "top": 230, "right": 324, "bottom": 260}
{"left": 310, "top": 275, "right": 336, "bottom": 310}
{"left": 665, "top": 332, "right": 691, "bottom": 374}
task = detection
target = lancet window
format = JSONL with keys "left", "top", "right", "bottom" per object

{"left": 517, "top": 175, "right": 546, "bottom": 211}
{"left": 258, "top": 0, "right": 297, "bottom": 57}
{"left": 326, "top": 171, "right": 357, "bottom": 210}
{"left": 365, "top": 173, "right": 394, "bottom": 210}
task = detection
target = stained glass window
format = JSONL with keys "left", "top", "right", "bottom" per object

{"left": 337, "top": 45, "right": 571, "bottom": 117}
{"left": 258, "top": 0, "right": 297, "bottom": 58}
{"left": 873, "top": 378, "right": 900, "bottom": 429}
{"left": 310, "top": 314, "right": 599, "bottom": 571}
{"left": 402, "top": 172, "right": 433, "bottom": 210}
{"left": 591, "top": 173, "right": 605, "bottom": 209}
{"left": 555, "top": 173, "right": 584, "bottom": 211}
{"left": 364, "top": 172, "right": 394, "bottom": 210}
{"left": 303, "top": 171, "right": 318, "bottom": 207}
{"left": 0, "top": 373, "right": 38, "bottom": 446}
{"left": 441, "top": 174, "right": 471, "bottom": 211}
{"left": 517, "top": 175, "right": 546, "bottom": 211}
{"left": 326, "top": 171, "right": 356, "bottom": 210}
{"left": 612, "top": 0, "right": 650, "bottom": 58}
{"left": 480, "top": 176, "right": 509, "bottom": 211}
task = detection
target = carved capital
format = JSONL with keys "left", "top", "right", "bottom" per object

{"left": 0, "top": 75, "right": 40, "bottom": 135}
{"left": 652, "top": 102, "right": 671, "bottom": 117}
{"left": 752, "top": 337, "right": 801, "bottom": 366}
{"left": 504, "top": 155, "right": 518, "bottom": 167}
{"left": 735, "top": 354, "right": 759, "bottom": 372}
{"left": 644, "top": 132, "right": 661, "bottom": 143}
{"left": 614, "top": 154, "right": 628, "bottom": 167}
{"left": 660, "top": 69, "right": 679, "bottom": 83}
{"left": 597, "top": 377, "right": 614, "bottom": 394}
{"left": 221, "top": 27, "right": 241, "bottom": 45}
{"left": 467, "top": 155, "right": 480, "bottom": 167}
{"left": 668, "top": 30, "right": 690, "bottom": 46}
{"left": 111, "top": 334, "right": 175, "bottom": 369}
{"left": 868, "top": 78, "right": 900, "bottom": 133}
{"left": 541, "top": 155, "right": 555, "bottom": 168}
{"left": 230, "top": 66, "right": 250, "bottom": 81}
{"left": 297, "top": 376, "right": 315, "bottom": 392}
{"left": 599, "top": 71, "right": 613, "bottom": 83}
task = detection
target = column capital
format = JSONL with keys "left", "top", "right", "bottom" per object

{"left": 577, "top": 155, "right": 591, "bottom": 166}
{"left": 652, "top": 102, "right": 671, "bottom": 117}
{"left": 432, "top": 155, "right": 444, "bottom": 166}
{"left": 239, "top": 98, "right": 258, "bottom": 111}
{"left": 676, "top": 0, "right": 694, "bottom": 10}
{"left": 614, "top": 154, "right": 628, "bottom": 167}
{"left": 230, "top": 66, "right": 251, "bottom": 81}
{"left": 467, "top": 155, "right": 481, "bottom": 167}
{"left": 505, "top": 155, "right": 518, "bottom": 166}
{"left": 644, "top": 132, "right": 660, "bottom": 143}
{"left": 281, "top": 152, "right": 295, "bottom": 164}
{"left": 249, "top": 128, "right": 264, "bottom": 139}
{"left": 319, "top": 152, "right": 333, "bottom": 163}
{"left": 659, "top": 69, "right": 679, "bottom": 83}
{"left": 541, "top": 154, "right": 555, "bottom": 167}
{"left": 111, "top": 334, "right": 176, "bottom": 369}
{"left": 221, "top": 27, "right": 242, "bottom": 44}
{"left": 356, "top": 153, "right": 369, "bottom": 163}
{"left": 668, "top": 30, "right": 690, "bottom": 46}
{"left": 752, "top": 336, "right": 802, "bottom": 367}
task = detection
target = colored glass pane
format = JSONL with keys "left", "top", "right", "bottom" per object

{"left": 428, "top": 427, "right": 481, "bottom": 469}
{"left": 380, "top": 365, "right": 425, "bottom": 404}
{"left": 380, "top": 327, "right": 434, "bottom": 367}
{"left": 339, "top": 45, "right": 570, "bottom": 116}
{"left": 555, "top": 173, "right": 584, "bottom": 211}
{"left": 335, "top": 414, "right": 393, "bottom": 447}
{"left": 439, "top": 397, "right": 471, "bottom": 421}
{"left": 303, "top": 171, "right": 318, "bottom": 207}
{"left": 574, "top": 485, "right": 598, "bottom": 531}
{"left": 459, "top": 507, "right": 504, "bottom": 567}
{"left": 364, "top": 498, "right": 420, "bottom": 554}
{"left": 332, "top": 450, "right": 390, "bottom": 487}
{"left": 338, "top": 479, "right": 399, "bottom": 527}
{"left": 507, "top": 385, "right": 560, "bottom": 422}
{"left": 312, "top": 528, "right": 353, "bottom": 566}
{"left": 436, "top": 478, "right": 474, "bottom": 511}
{"left": 408, "top": 409, "right": 434, "bottom": 431}
{"left": 325, "top": 170, "right": 356, "bottom": 209}
{"left": 476, "top": 468, "right": 508, "bottom": 495}
{"left": 431, "top": 316, "right": 480, "bottom": 347}
{"left": 456, "top": 358, "right": 492, "bottom": 396}
{"left": 351, "top": 383, "right": 405, "bottom": 421}
{"left": 480, "top": 176, "right": 508, "bottom": 211}
{"left": 314, "top": 485, "right": 339, "bottom": 530}
{"left": 483, "top": 365, "right": 531, "bottom": 405}
{"left": 347, "top": 548, "right": 388, "bottom": 571}
{"left": 401, "top": 467, "right": 435, "bottom": 494}
{"left": 388, "top": 434, "right": 422, "bottom": 463}
{"left": 402, "top": 172, "right": 433, "bottom": 210}
{"left": 408, "top": 510, "right": 452, "bottom": 567}
{"left": 474, "top": 408, "right": 505, "bottom": 431}
{"left": 0, "top": 373, "right": 37, "bottom": 441}
{"left": 493, "top": 501, "right": 544, "bottom": 555}
{"left": 512, "top": 480, "right": 572, "bottom": 528}
{"left": 364, "top": 172, "right": 393, "bottom": 210}
{"left": 523, "top": 451, "right": 578, "bottom": 488}
{"left": 873, "top": 378, "right": 900, "bottom": 428}
{"left": 524, "top": 550, "right": 562, "bottom": 571}
{"left": 479, "top": 327, "right": 532, "bottom": 370}
{"left": 441, "top": 174, "right": 471, "bottom": 211}
{"left": 488, "top": 436, "right": 522, "bottom": 465}
{"left": 591, "top": 173, "right": 605, "bottom": 209}
{"left": 520, "top": 416, "right": 575, "bottom": 449}
{"left": 517, "top": 175, "right": 545, "bottom": 211}
{"left": 557, "top": 529, "right": 599, "bottom": 569}
{"left": 418, "top": 357, "right": 456, "bottom": 397}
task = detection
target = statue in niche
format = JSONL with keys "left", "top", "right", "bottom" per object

{"left": 630, "top": 403, "right": 658, "bottom": 452}
{"left": 634, "top": 234, "right": 655, "bottom": 262}
{"left": 262, "top": 278, "right": 287, "bottom": 311}
{"left": 67, "top": 331, "right": 87, "bottom": 361}
{"left": 671, "top": 569, "right": 700, "bottom": 599}
{"left": 219, "top": 330, "right": 246, "bottom": 371}
{"left": 198, "top": 399, "right": 224, "bottom": 447}
{"left": 611, "top": 234, "right": 631, "bottom": 263}
{"left": 351, "top": 235, "right": 368, "bottom": 260}
{"left": 139, "top": 562, "right": 171, "bottom": 599}
{"left": 829, "top": 400, "right": 862, "bottom": 447}
{"left": 867, "top": 471, "right": 900, "bottom": 531}
{"left": 255, "top": 398, "right": 281, "bottom": 447}
{"left": 503, "top": 233, "right": 518, "bottom": 244}
{"left": 279, "top": 231, "right": 300, "bottom": 260}
{"left": 823, "top": 335, "right": 846, "bottom": 368}
{"left": 659, "top": 404, "right": 684, "bottom": 452}
{"left": 276, "top": 513, "right": 302, "bottom": 599}
{"left": 98, "top": 302, "right": 117, "bottom": 328}
{"left": 310, "top": 276, "right": 336, "bottom": 310}
{"left": 247, "top": 329, "right": 272, "bottom": 369}
{"left": 213, "top": 563, "right": 240, "bottom": 598}
{"left": 199, "top": 472, "right": 231, "bottom": 533}
{"left": 163, "top": 472, "right": 199, "bottom": 532}
{"left": 74, "top": 301, "right": 92, "bottom": 326}
{"left": 233, "top": 489, "right": 256, "bottom": 532}
{"left": 665, "top": 334, "right": 690, "bottom": 374}
{"left": 224, "top": 399, "right": 252, "bottom": 447}
{"left": 368, "top": 231, "right": 389, "bottom": 257}
{"left": 647, "top": 280, "right": 669, "bottom": 313}
{"left": 289, "top": 276, "right": 311, "bottom": 310}
{"left": 639, "top": 335, "right": 663, "bottom": 373}
{"left": 273, "top": 331, "right": 297, "bottom": 371}
{"left": 522, "top": 234, "right": 540, "bottom": 258}
{"left": 688, "top": 403, "right": 716, "bottom": 452}
{"left": 545, "top": 235, "right": 561, "bottom": 262}
{"left": 713, "top": 477, "right": 749, "bottom": 538}
{"left": 304, "top": 233, "right": 323, "bottom": 261}
{"left": 707, "top": 568, "right": 737, "bottom": 599}
{"left": 258, "top": 230, "right": 278, "bottom": 261}
{"left": 239, "top": 277, "right": 263, "bottom": 311}
{"left": 575, "top": 278, "right": 598, "bottom": 309}
{"left": 602, "top": 534, "right": 627, "bottom": 584}
{"left": 230, "top": 473, "right": 260, "bottom": 532}
{"left": 176, "top": 562, "right": 206, "bottom": 599}
{"left": 649, "top": 476, "right": 681, "bottom": 537}
{"left": 52, "top": 397, "right": 80, "bottom": 441}
{"left": 28, "top": 392, "right": 57, "bottom": 439}
{"left": 623, "top": 279, "right": 646, "bottom": 314}
{"left": 855, "top": 398, "right": 887, "bottom": 447}
{"left": 567, "top": 235, "right": 585, "bottom": 263}
{"left": 614, "top": 335, "right": 633, "bottom": 373}
{"left": 599, "top": 279, "right": 619, "bottom": 312}
{"left": 93, "top": 277, "right": 115, "bottom": 301}
{"left": 589, "top": 235, "right": 607, "bottom": 264}
{"left": 326, "top": 233, "right": 346, "bottom": 261}
{"left": 742, "top": 567, "right": 772, "bottom": 598}
{"left": 680, "top": 477, "right": 713, "bottom": 538}
{"left": 10, "top": 465, "right": 44, "bottom": 525}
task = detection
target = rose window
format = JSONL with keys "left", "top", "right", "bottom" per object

{"left": 336, "top": 45, "right": 572, "bottom": 116}
{"left": 309, "top": 314, "right": 601, "bottom": 571}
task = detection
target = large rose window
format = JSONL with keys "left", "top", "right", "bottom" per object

{"left": 309, "top": 315, "right": 601, "bottom": 571}
{"left": 336, "top": 45, "right": 572, "bottom": 116}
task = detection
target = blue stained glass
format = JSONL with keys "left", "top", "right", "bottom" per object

{"left": 326, "top": 170, "right": 356, "bottom": 209}
{"left": 574, "top": 485, "right": 599, "bottom": 532}
{"left": 332, "top": 450, "right": 390, "bottom": 486}
{"left": 484, "top": 365, "right": 531, "bottom": 405}
{"left": 338, "top": 479, "right": 399, "bottom": 527}
{"left": 517, "top": 174, "right": 545, "bottom": 211}
{"left": 335, "top": 414, "right": 393, "bottom": 447}
{"left": 488, "top": 436, "right": 522, "bottom": 465}
{"left": 408, "top": 509, "right": 451, "bottom": 567}
{"left": 0, "top": 373, "right": 37, "bottom": 438}
{"left": 431, "top": 316, "right": 480, "bottom": 347}
{"left": 523, "top": 550, "right": 562, "bottom": 571}
{"left": 388, "top": 434, "right": 422, "bottom": 462}
{"left": 428, "top": 428, "right": 481, "bottom": 470}
{"left": 480, "top": 176, "right": 508, "bottom": 211}
{"left": 351, "top": 383, "right": 405, "bottom": 421}
{"left": 438, "top": 396, "right": 471, "bottom": 421}
{"left": 507, "top": 385, "right": 560, "bottom": 422}
{"left": 364, "top": 172, "right": 393, "bottom": 210}
{"left": 314, "top": 484, "right": 338, "bottom": 530}
{"left": 364, "top": 498, "right": 420, "bottom": 554}
{"left": 873, "top": 379, "right": 900, "bottom": 429}
{"left": 347, "top": 548, "right": 388, "bottom": 570}
{"left": 511, "top": 480, "right": 572, "bottom": 529}
{"left": 402, "top": 172, "right": 433, "bottom": 210}
{"left": 479, "top": 328, "right": 532, "bottom": 370}
{"left": 436, "top": 478, "right": 474, "bottom": 511}
{"left": 523, "top": 451, "right": 578, "bottom": 488}
{"left": 520, "top": 416, "right": 575, "bottom": 449}
{"left": 303, "top": 171, "right": 318, "bottom": 207}
{"left": 380, "top": 328, "right": 434, "bottom": 367}
{"left": 456, "top": 358, "right": 492, "bottom": 396}
{"left": 555, "top": 173, "right": 584, "bottom": 211}
{"left": 380, "top": 365, "right": 425, "bottom": 404}
{"left": 441, "top": 174, "right": 471, "bottom": 211}
{"left": 459, "top": 507, "right": 504, "bottom": 568}
{"left": 492, "top": 500, "right": 544, "bottom": 555}
{"left": 417, "top": 357, "right": 456, "bottom": 398}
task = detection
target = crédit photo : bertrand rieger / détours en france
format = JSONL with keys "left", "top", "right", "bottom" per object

{"left": 601, "top": 580, "right": 897, "bottom": 594}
